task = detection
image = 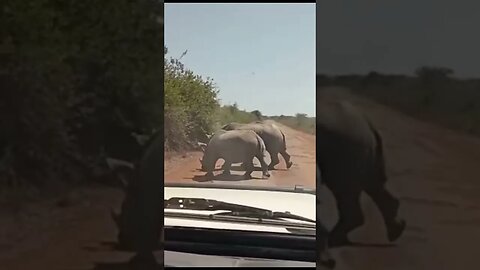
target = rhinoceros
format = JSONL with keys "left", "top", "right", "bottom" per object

{"left": 108, "top": 130, "right": 163, "bottom": 268}
{"left": 221, "top": 121, "right": 293, "bottom": 170}
{"left": 316, "top": 99, "right": 406, "bottom": 247}
{"left": 200, "top": 129, "right": 270, "bottom": 179}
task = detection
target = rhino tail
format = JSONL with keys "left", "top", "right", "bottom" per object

{"left": 281, "top": 131, "right": 287, "bottom": 151}
{"left": 369, "top": 121, "right": 388, "bottom": 184}
{"left": 256, "top": 134, "right": 266, "bottom": 156}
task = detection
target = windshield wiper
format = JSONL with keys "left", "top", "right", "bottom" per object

{"left": 164, "top": 197, "right": 315, "bottom": 224}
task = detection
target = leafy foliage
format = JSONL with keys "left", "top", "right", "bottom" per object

{"left": 216, "top": 104, "right": 257, "bottom": 128}
{"left": 1, "top": 0, "right": 163, "bottom": 188}
{"left": 164, "top": 48, "right": 220, "bottom": 150}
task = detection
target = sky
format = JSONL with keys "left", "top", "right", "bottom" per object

{"left": 317, "top": 0, "right": 480, "bottom": 78}
{"left": 165, "top": 3, "right": 316, "bottom": 117}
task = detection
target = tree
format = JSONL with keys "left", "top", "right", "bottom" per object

{"left": 415, "top": 66, "right": 454, "bottom": 83}
{"left": 1, "top": 0, "right": 164, "bottom": 187}
{"left": 415, "top": 66, "right": 454, "bottom": 107}
{"left": 164, "top": 46, "right": 219, "bottom": 150}
{"left": 295, "top": 113, "right": 308, "bottom": 126}
{"left": 251, "top": 110, "right": 263, "bottom": 120}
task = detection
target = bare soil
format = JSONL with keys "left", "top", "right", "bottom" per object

{"left": 164, "top": 119, "right": 316, "bottom": 189}
{"left": 0, "top": 87, "right": 479, "bottom": 269}
{"left": 317, "top": 87, "right": 480, "bottom": 270}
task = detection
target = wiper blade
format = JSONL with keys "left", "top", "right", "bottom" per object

{"left": 165, "top": 197, "right": 271, "bottom": 214}
{"left": 213, "top": 211, "right": 315, "bottom": 224}
{"left": 164, "top": 197, "right": 315, "bottom": 224}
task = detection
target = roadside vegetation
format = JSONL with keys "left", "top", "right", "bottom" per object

{"left": 0, "top": 0, "right": 311, "bottom": 192}
{"left": 1, "top": 0, "right": 163, "bottom": 190}
{"left": 318, "top": 66, "right": 480, "bottom": 136}
{"left": 270, "top": 114, "right": 316, "bottom": 135}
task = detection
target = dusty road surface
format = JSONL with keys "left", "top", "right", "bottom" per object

{"left": 1, "top": 88, "right": 480, "bottom": 270}
{"left": 164, "top": 121, "right": 316, "bottom": 189}
{"left": 0, "top": 121, "right": 314, "bottom": 270}
{"left": 317, "top": 87, "right": 480, "bottom": 270}
{"left": 0, "top": 187, "right": 164, "bottom": 270}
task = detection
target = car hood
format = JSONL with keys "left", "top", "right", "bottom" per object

{"left": 165, "top": 185, "right": 316, "bottom": 234}
{"left": 165, "top": 250, "right": 315, "bottom": 267}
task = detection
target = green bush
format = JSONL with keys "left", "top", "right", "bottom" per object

{"left": 216, "top": 104, "right": 257, "bottom": 128}
{"left": 1, "top": 0, "right": 163, "bottom": 188}
{"left": 164, "top": 47, "right": 220, "bottom": 150}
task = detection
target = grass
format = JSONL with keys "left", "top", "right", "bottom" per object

{"left": 268, "top": 115, "right": 316, "bottom": 135}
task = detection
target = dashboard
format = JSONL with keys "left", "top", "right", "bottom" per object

{"left": 163, "top": 184, "right": 320, "bottom": 268}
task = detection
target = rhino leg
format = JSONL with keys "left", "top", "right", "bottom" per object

{"left": 317, "top": 216, "right": 336, "bottom": 268}
{"left": 256, "top": 155, "right": 270, "bottom": 178}
{"left": 221, "top": 159, "right": 232, "bottom": 175}
{"left": 268, "top": 151, "right": 280, "bottom": 170}
{"left": 364, "top": 183, "right": 406, "bottom": 241}
{"left": 243, "top": 159, "right": 254, "bottom": 179}
{"left": 280, "top": 150, "right": 293, "bottom": 169}
{"left": 205, "top": 171, "right": 214, "bottom": 179}
{"left": 328, "top": 187, "right": 364, "bottom": 247}
{"left": 128, "top": 251, "right": 159, "bottom": 269}
{"left": 221, "top": 159, "right": 232, "bottom": 170}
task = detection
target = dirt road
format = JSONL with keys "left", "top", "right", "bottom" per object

{"left": 0, "top": 187, "right": 158, "bottom": 270}
{"left": 317, "top": 87, "right": 480, "bottom": 270}
{"left": 0, "top": 121, "right": 315, "bottom": 270}
{"left": 164, "top": 121, "right": 316, "bottom": 189}
{"left": 1, "top": 87, "right": 480, "bottom": 269}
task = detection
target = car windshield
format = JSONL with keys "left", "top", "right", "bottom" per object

{"left": 164, "top": 2, "right": 316, "bottom": 237}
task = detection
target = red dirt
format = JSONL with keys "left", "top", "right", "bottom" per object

{"left": 0, "top": 187, "right": 157, "bottom": 270}
{"left": 0, "top": 87, "right": 479, "bottom": 269}
{"left": 317, "top": 87, "right": 480, "bottom": 270}
{"left": 164, "top": 120, "right": 316, "bottom": 189}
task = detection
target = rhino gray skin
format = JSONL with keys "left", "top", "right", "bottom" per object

{"left": 316, "top": 165, "right": 336, "bottom": 269}
{"left": 108, "top": 131, "right": 163, "bottom": 268}
{"left": 316, "top": 99, "right": 406, "bottom": 247}
{"left": 221, "top": 121, "right": 293, "bottom": 170}
{"left": 200, "top": 129, "right": 270, "bottom": 179}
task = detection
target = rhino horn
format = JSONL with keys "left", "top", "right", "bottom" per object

{"left": 197, "top": 142, "right": 207, "bottom": 152}
{"left": 106, "top": 157, "right": 135, "bottom": 171}
{"left": 105, "top": 157, "right": 134, "bottom": 190}
{"left": 131, "top": 132, "right": 150, "bottom": 146}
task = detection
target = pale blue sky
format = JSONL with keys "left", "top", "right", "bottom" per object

{"left": 165, "top": 3, "right": 316, "bottom": 117}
